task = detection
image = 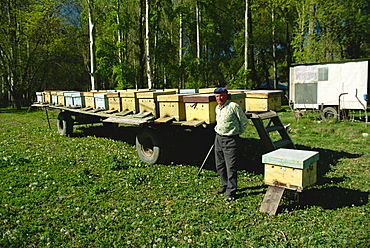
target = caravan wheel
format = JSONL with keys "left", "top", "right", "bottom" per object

{"left": 321, "top": 107, "right": 338, "bottom": 120}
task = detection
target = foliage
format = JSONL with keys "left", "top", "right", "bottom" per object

{"left": 1, "top": 0, "right": 370, "bottom": 108}
{"left": 0, "top": 108, "right": 369, "bottom": 247}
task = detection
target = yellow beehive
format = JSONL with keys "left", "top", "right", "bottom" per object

{"left": 157, "top": 93, "right": 194, "bottom": 121}
{"left": 107, "top": 92, "right": 121, "bottom": 111}
{"left": 183, "top": 93, "right": 246, "bottom": 124}
{"left": 136, "top": 91, "right": 176, "bottom": 117}
{"left": 120, "top": 91, "right": 142, "bottom": 113}
{"left": 57, "top": 91, "right": 65, "bottom": 106}
{"left": 245, "top": 90, "right": 283, "bottom": 112}
{"left": 43, "top": 91, "right": 52, "bottom": 103}
{"left": 83, "top": 92, "right": 95, "bottom": 108}
{"left": 262, "top": 148, "right": 319, "bottom": 192}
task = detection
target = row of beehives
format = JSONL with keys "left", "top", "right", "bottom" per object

{"left": 36, "top": 88, "right": 283, "bottom": 124}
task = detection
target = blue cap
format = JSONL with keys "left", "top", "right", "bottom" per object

{"left": 214, "top": 87, "right": 228, "bottom": 94}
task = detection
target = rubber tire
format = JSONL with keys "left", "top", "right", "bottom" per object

{"left": 321, "top": 107, "right": 338, "bottom": 121}
{"left": 57, "top": 112, "right": 74, "bottom": 136}
{"left": 136, "top": 128, "right": 164, "bottom": 165}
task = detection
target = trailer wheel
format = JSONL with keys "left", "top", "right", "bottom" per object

{"left": 136, "top": 128, "right": 164, "bottom": 165}
{"left": 57, "top": 112, "right": 74, "bottom": 136}
{"left": 321, "top": 107, "right": 338, "bottom": 120}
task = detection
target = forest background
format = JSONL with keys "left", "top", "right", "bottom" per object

{"left": 1, "top": 0, "right": 369, "bottom": 109}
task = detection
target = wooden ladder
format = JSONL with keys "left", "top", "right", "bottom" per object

{"left": 249, "top": 111, "right": 296, "bottom": 215}
{"left": 249, "top": 111, "right": 295, "bottom": 152}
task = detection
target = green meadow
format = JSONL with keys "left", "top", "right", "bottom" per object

{"left": 0, "top": 108, "right": 369, "bottom": 247}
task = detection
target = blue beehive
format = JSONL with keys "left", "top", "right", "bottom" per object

{"left": 94, "top": 93, "right": 109, "bottom": 110}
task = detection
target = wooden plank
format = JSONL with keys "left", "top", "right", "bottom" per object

{"left": 133, "top": 112, "right": 153, "bottom": 118}
{"left": 115, "top": 110, "right": 133, "bottom": 116}
{"left": 259, "top": 186, "right": 285, "bottom": 215}
{"left": 154, "top": 117, "right": 175, "bottom": 123}
{"left": 81, "top": 107, "right": 93, "bottom": 111}
{"left": 102, "top": 116, "right": 152, "bottom": 125}
{"left": 89, "top": 109, "right": 104, "bottom": 113}
{"left": 181, "top": 120, "right": 205, "bottom": 127}
{"left": 103, "top": 109, "right": 118, "bottom": 114}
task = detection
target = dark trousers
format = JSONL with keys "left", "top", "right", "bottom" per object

{"left": 214, "top": 134, "right": 238, "bottom": 196}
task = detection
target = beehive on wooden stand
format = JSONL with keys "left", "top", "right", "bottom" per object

{"left": 36, "top": 92, "right": 43, "bottom": 103}
{"left": 57, "top": 91, "right": 65, "bottom": 106}
{"left": 83, "top": 92, "right": 95, "bottom": 108}
{"left": 107, "top": 92, "right": 121, "bottom": 111}
{"left": 94, "top": 92, "right": 109, "bottom": 110}
{"left": 51, "top": 91, "right": 60, "bottom": 105}
{"left": 183, "top": 94, "right": 217, "bottom": 124}
{"left": 157, "top": 93, "right": 194, "bottom": 121}
{"left": 262, "top": 148, "right": 319, "bottom": 192}
{"left": 183, "top": 93, "right": 246, "bottom": 124}
{"left": 136, "top": 91, "right": 177, "bottom": 117}
{"left": 64, "top": 92, "right": 84, "bottom": 107}
{"left": 120, "top": 91, "right": 142, "bottom": 113}
{"left": 245, "top": 90, "right": 283, "bottom": 112}
{"left": 43, "top": 91, "right": 52, "bottom": 103}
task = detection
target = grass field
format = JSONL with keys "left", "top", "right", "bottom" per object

{"left": 0, "top": 108, "right": 369, "bottom": 247}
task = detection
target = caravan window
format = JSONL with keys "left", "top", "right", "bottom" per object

{"left": 318, "top": 67, "right": 328, "bottom": 81}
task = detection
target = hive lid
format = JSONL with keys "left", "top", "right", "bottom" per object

{"left": 136, "top": 90, "right": 177, "bottom": 99}
{"left": 94, "top": 92, "right": 108, "bottom": 97}
{"left": 229, "top": 93, "right": 246, "bottom": 99}
{"left": 157, "top": 93, "right": 195, "bottom": 102}
{"left": 262, "top": 148, "right": 319, "bottom": 169}
{"left": 83, "top": 92, "right": 94, "bottom": 97}
{"left": 183, "top": 94, "right": 216, "bottom": 103}
{"left": 63, "top": 91, "right": 81, "bottom": 97}
{"left": 107, "top": 92, "right": 120, "bottom": 97}
{"left": 245, "top": 90, "right": 283, "bottom": 98}
{"left": 179, "top": 89, "right": 199, "bottom": 94}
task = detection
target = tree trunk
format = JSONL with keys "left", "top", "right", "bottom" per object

{"left": 244, "top": 0, "right": 249, "bottom": 88}
{"left": 196, "top": 0, "right": 201, "bottom": 62}
{"left": 272, "top": 7, "right": 278, "bottom": 89}
{"left": 87, "top": 0, "right": 97, "bottom": 90}
{"left": 137, "top": 0, "right": 145, "bottom": 89}
{"left": 179, "top": 11, "right": 183, "bottom": 89}
{"left": 145, "top": 0, "right": 153, "bottom": 89}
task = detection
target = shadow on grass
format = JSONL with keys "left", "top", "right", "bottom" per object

{"left": 72, "top": 124, "right": 361, "bottom": 179}
{"left": 74, "top": 123, "right": 139, "bottom": 146}
{"left": 278, "top": 187, "right": 369, "bottom": 213}
{"left": 299, "top": 186, "right": 369, "bottom": 209}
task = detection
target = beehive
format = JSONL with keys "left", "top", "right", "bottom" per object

{"left": 51, "top": 91, "right": 60, "bottom": 105}
{"left": 83, "top": 92, "right": 95, "bottom": 108}
{"left": 94, "top": 93, "right": 109, "bottom": 110}
{"left": 136, "top": 91, "right": 177, "bottom": 117}
{"left": 245, "top": 90, "right": 283, "bottom": 112}
{"left": 157, "top": 93, "right": 194, "bottom": 121}
{"left": 229, "top": 93, "right": 246, "bottom": 112}
{"left": 57, "top": 91, "right": 65, "bottom": 106}
{"left": 120, "top": 91, "right": 142, "bottom": 113}
{"left": 262, "top": 148, "right": 319, "bottom": 191}
{"left": 107, "top": 92, "right": 121, "bottom": 111}
{"left": 43, "top": 91, "right": 52, "bottom": 103}
{"left": 36, "top": 92, "right": 43, "bottom": 103}
{"left": 183, "top": 93, "right": 246, "bottom": 124}
{"left": 64, "top": 92, "right": 84, "bottom": 107}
